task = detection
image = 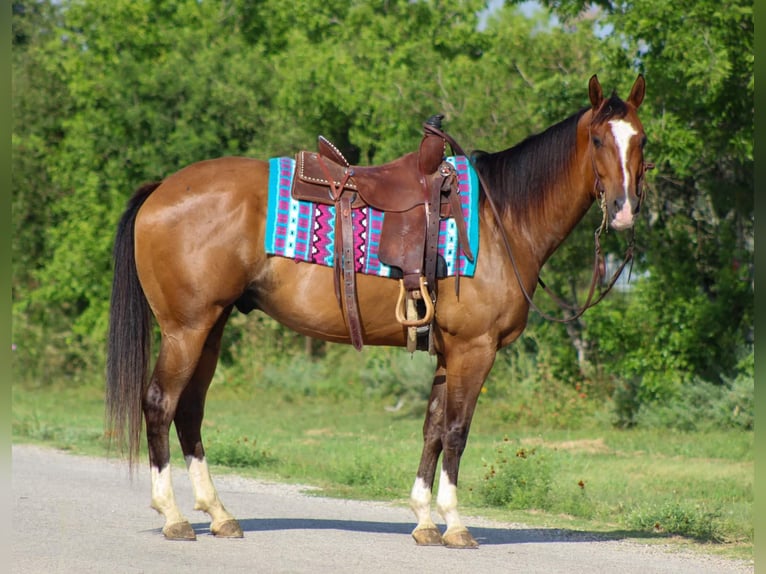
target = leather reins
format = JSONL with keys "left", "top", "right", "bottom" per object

{"left": 425, "top": 121, "right": 653, "bottom": 324}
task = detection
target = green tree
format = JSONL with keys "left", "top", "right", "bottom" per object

{"left": 12, "top": 1, "right": 68, "bottom": 292}
{"left": 13, "top": 0, "right": 279, "bottom": 379}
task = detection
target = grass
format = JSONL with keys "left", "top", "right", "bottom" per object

{"left": 12, "top": 377, "right": 753, "bottom": 562}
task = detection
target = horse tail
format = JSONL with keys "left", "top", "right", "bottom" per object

{"left": 106, "top": 182, "right": 160, "bottom": 468}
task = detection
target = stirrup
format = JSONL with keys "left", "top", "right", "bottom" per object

{"left": 395, "top": 277, "right": 434, "bottom": 327}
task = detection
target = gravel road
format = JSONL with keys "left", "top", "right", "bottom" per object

{"left": 12, "top": 444, "right": 753, "bottom": 574}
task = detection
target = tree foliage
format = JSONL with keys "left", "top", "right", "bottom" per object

{"left": 12, "top": 0, "right": 752, "bottom": 427}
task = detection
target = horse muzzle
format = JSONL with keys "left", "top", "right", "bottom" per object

{"left": 609, "top": 196, "right": 638, "bottom": 231}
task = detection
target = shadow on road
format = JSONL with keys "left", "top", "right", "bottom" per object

{"left": 174, "top": 517, "right": 654, "bottom": 546}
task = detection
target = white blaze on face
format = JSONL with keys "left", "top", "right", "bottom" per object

{"left": 609, "top": 119, "right": 638, "bottom": 228}
{"left": 609, "top": 119, "right": 638, "bottom": 202}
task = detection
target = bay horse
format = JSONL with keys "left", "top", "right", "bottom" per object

{"left": 106, "top": 74, "right": 647, "bottom": 547}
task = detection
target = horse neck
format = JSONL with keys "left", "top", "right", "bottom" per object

{"left": 532, "top": 138, "right": 595, "bottom": 265}
{"left": 490, "top": 117, "right": 597, "bottom": 269}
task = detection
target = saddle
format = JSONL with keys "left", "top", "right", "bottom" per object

{"left": 291, "top": 115, "right": 474, "bottom": 351}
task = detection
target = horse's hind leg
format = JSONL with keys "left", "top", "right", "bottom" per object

{"left": 173, "top": 306, "right": 243, "bottom": 538}
{"left": 144, "top": 309, "right": 227, "bottom": 540}
{"left": 144, "top": 331, "right": 205, "bottom": 540}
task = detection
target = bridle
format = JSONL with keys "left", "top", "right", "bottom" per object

{"left": 427, "top": 116, "right": 653, "bottom": 324}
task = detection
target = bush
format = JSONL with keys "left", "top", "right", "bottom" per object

{"left": 634, "top": 351, "right": 754, "bottom": 431}
{"left": 356, "top": 346, "right": 435, "bottom": 403}
{"left": 585, "top": 265, "right": 753, "bottom": 429}
{"left": 12, "top": 303, "right": 98, "bottom": 388}
{"left": 214, "top": 310, "right": 437, "bottom": 405}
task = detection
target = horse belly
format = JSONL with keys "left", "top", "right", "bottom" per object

{"left": 252, "top": 259, "right": 407, "bottom": 346}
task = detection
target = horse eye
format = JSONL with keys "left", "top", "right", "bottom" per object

{"left": 592, "top": 136, "right": 602, "bottom": 148}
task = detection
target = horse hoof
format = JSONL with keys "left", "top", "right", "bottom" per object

{"left": 163, "top": 521, "right": 197, "bottom": 541}
{"left": 212, "top": 519, "right": 244, "bottom": 538}
{"left": 443, "top": 527, "right": 479, "bottom": 549}
{"left": 412, "top": 526, "right": 443, "bottom": 546}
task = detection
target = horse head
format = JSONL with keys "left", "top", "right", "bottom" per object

{"left": 587, "top": 74, "right": 647, "bottom": 231}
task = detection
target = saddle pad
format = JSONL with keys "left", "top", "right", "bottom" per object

{"left": 265, "top": 155, "right": 479, "bottom": 278}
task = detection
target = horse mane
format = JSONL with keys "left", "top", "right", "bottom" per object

{"left": 472, "top": 109, "right": 587, "bottom": 222}
{"left": 471, "top": 93, "right": 628, "bottom": 223}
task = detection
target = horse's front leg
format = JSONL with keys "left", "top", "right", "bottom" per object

{"left": 410, "top": 360, "right": 447, "bottom": 545}
{"left": 436, "top": 366, "right": 484, "bottom": 549}
{"left": 437, "top": 343, "right": 495, "bottom": 547}
{"left": 410, "top": 344, "right": 494, "bottom": 548}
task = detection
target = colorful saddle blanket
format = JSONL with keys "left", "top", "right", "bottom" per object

{"left": 265, "top": 155, "right": 479, "bottom": 278}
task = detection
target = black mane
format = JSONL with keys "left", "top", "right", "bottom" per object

{"left": 472, "top": 109, "right": 587, "bottom": 220}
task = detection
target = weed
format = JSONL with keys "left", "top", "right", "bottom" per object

{"left": 625, "top": 501, "right": 726, "bottom": 542}
{"left": 480, "top": 443, "right": 553, "bottom": 510}
{"left": 13, "top": 412, "right": 60, "bottom": 442}
{"left": 334, "top": 456, "right": 377, "bottom": 488}
{"left": 555, "top": 478, "right": 595, "bottom": 519}
{"left": 326, "top": 447, "right": 412, "bottom": 499}
{"left": 204, "top": 435, "right": 277, "bottom": 469}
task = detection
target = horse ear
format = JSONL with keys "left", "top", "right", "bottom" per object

{"left": 627, "top": 74, "right": 645, "bottom": 108}
{"left": 588, "top": 74, "right": 603, "bottom": 110}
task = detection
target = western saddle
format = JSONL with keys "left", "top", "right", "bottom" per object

{"left": 291, "top": 115, "right": 474, "bottom": 352}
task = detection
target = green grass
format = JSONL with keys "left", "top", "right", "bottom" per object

{"left": 12, "top": 379, "right": 753, "bottom": 561}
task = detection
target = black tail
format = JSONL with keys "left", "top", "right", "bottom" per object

{"left": 105, "top": 182, "right": 160, "bottom": 467}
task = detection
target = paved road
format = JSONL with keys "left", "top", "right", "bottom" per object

{"left": 12, "top": 444, "right": 753, "bottom": 574}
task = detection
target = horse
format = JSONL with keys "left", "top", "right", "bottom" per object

{"left": 106, "top": 74, "right": 648, "bottom": 548}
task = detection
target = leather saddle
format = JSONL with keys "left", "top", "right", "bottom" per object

{"left": 290, "top": 115, "right": 474, "bottom": 351}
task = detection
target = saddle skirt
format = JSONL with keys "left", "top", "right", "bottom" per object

{"left": 264, "top": 156, "right": 479, "bottom": 278}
